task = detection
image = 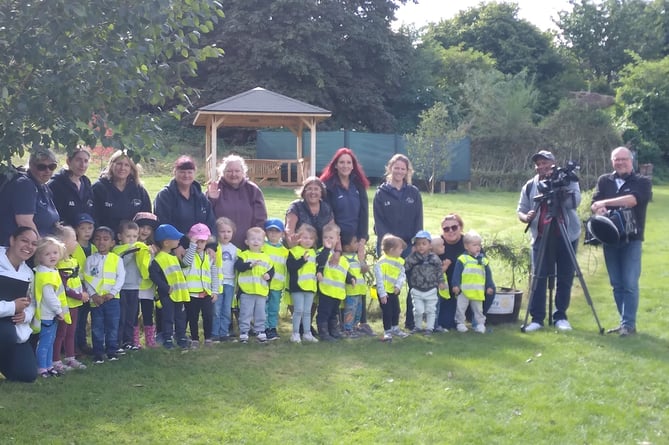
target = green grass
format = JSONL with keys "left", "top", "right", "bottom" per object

{"left": 2, "top": 181, "right": 668, "bottom": 444}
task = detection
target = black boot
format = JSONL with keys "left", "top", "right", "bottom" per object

{"left": 318, "top": 323, "right": 335, "bottom": 342}
{"left": 328, "top": 319, "right": 342, "bottom": 339}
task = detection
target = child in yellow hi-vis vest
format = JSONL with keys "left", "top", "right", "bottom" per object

{"left": 263, "top": 218, "right": 288, "bottom": 341}
{"left": 374, "top": 234, "right": 408, "bottom": 342}
{"left": 83, "top": 226, "right": 125, "bottom": 364}
{"left": 341, "top": 233, "right": 366, "bottom": 339}
{"left": 34, "top": 236, "right": 71, "bottom": 378}
{"left": 452, "top": 230, "right": 495, "bottom": 334}
{"left": 149, "top": 224, "right": 190, "bottom": 350}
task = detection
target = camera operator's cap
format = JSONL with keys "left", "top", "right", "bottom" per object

{"left": 412, "top": 230, "right": 432, "bottom": 243}
{"left": 188, "top": 223, "right": 211, "bottom": 241}
{"left": 133, "top": 212, "right": 159, "bottom": 229}
{"left": 587, "top": 215, "right": 620, "bottom": 245}
{"left": 264, "top": 218, "right": 285, "bottom": 232}
{"left": 75, "top": 213, "right": 95, "bottom": 227}
{"left": 531, "top": 150, "right": 556, "bottom": 163}
{"left": 154, "top": 224, "right": 184, "bottom": 243}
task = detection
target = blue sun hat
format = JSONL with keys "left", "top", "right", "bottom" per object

{"left": 154, "top": 224, "right": 184, "bottom": 243}
{"left": 412, "top": 230, "right": 432, "bottom": 243}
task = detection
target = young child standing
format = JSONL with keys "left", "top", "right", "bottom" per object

{"left": 53, "top": 226, "right": 88, "bottom": 372}
{"left": 235, "top": 227, "right": 274, "bottom": 343}
{"left": 83, "top": 226, "right": 125, "bottom": 363}
{"left": 342, "top": 234, "right": 366, "bottom": 339}
{"left": 34, "top": 237, "right": 71, "bottom": 377}
{"left": 133, "top": 212, "right": 159, "bottom": 347}
{"left": 149, "top": 224, "right": 190, "bottom": 349}
{"left": 212, "top": 217, "right": 237, "bottom": 341}
{"left": 73, "top": 213, "right": 97, "bottom": 355}
{"left": 316, "top": 223, "right": 354, "bottom": 342}
{"left": 263, "top": 218, "right": 288, "bottom": 341}
{"left": 286, "top": 224, "right": 324, "bottom": 343}
{"left": 374, "top": 234, "right": 408, "bottom": 341}
{"left": 404, "top": 231, "right": 446, "bottom": 335}
{"left": 112, "top": 220, "right": 143, "bottom": 351}
{"left": 452, "top": 230, "right": 495, "bottom": 334}
{"left": 431, "top": 236, "right": 451, "bottom": 331}
{"left": 182, "top": 223, "right": 219, "bottom": 348}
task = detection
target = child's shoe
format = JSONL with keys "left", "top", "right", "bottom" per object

{"left": 391, "top": 326, "right": 409, "bottom": 338}
{"left": 63, "top": 357, "right": 87, "bottom": 370}
{"left": 204, "top": 339, "right": 213, "bottom": 347}
{"left": 302, "top": 332, "right": 319, "bottom": 343}
{"left": 239, "top": 333, "right": 249, "bottom": 343}
{"left": 107, "top": 353, "right": 119, "bottom": 361}
{"left": 177, "top": 337, "right": 190, "bottom": 349}
{"left": 47, "top": 367, "right": 62, "bottom": 377}
{"left": 475, "top": 324, "right": 486, "bottom": 334}
{"left": 343, "top": 330, "right": 361, "bottom": 339}
{"left": 382, "top": 331, "right": 393, "bottom": 342}
{"left": 93, "top": 356, "right": 105, "bottom": 364}
{"left": 356, "top": 323, "right": 376, "bottom": 336}
{"left": 257, "top": 332, "right": 268, "bottom": 343}
{"left": 163, "top": 338, "right": 174, "bottom": 349}
{"left": 290, "top": 333, "right": 302, "bottom": 343}
{"left": 456, "top": 324, "right": 468, "bottom": 333}
{"left": 190, "top": 340, "right": 200, "bottom": 349}
{"left": 423, "top": 329, "right": 433, "bottom": 336}
{"left": 52, "top": 360, "right": 72, "bottom": 373}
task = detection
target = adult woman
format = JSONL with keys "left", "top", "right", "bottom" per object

{"left": 0, "top": 227, "right": 39, "bottom": 382}
{"left": 0, "top": 148, "right": 60, "bottom": 245}
{"left": 207, "top": 154, "right": 267, "bottom": 248}
{"left": 284, "top": 176, "right": 334, "bottom": 248}
{"left": 48, "top": 146, "right": 95, "bottom": 227}
{"left": 92, "top": 150, "right": 151, "bottom": 231}
{"left": 154, "top": 156, "right": 216, "bottom": 247}
{"left": 373, "top": 154, "right": 423, "bottom": 255}
{"left": 437, "top": 213, "right": 466, "bottom": 330}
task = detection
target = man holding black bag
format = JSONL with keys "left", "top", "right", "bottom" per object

{"left": 591, "top": 146, "right": 652, "bottom": 337}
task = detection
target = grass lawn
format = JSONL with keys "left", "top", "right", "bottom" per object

{"left": 2, "top": 180, "right": 668, "bottom": 444}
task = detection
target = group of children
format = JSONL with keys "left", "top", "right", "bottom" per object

{"left": 32, "top": 210, "right": 496, "bottom": 377}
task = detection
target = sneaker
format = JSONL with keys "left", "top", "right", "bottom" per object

{"left": 163, "top": 339, "right": 174, "bottom": 349}
{"left": 343, "top": 330, "right": 362, "bottom": 339}
{"left": 302, "top": 332, "right": 319, "bottom": 343}
{"left": 266, "top": 328, "right": 279, "bottom": 341}
{"left": 107, "top": 354, "right": 119, "bottom": 361}
{"left": 190, "top": 340, "right": 200, "bottom": 349}
{"left": 456, "top": 324, "right": 468, "bottom": 333}
{"left": 177, "top": 337, "right": 190, "bottom": 349}
{"left": 434, "top": 326, "right": 447, "bottom": 333}
{"left": 391, "top": 327, "right": 409, "bottom": 338}
{"left": 52, "top": 360, "right": 72, "bottom": 373}
{"left": 524, "top": 322, "right": 543, "bottom": 332}
{"left": 239, "top": 333, "right": 249, "bottom": 343}
{"left": 555, "top": 319, "right": 573, "bottom": 331}
{"left": 272, "top": 328, "right": 280, "bottom": 340}
{"left": 93, "top": 356, "right": 105, "bottom": 364}
{"left": 382, "top": 332, "right": 393, "bottom": 342}
{"left": 204, "top": 339, "right": 213, "bottom": 347}
{"left": 423, "top": 329, "right": 433, "bottom": 336}
{"left": 290, "top": 333, "right": 302, "bottom": 343}
{"left": 47, "top": 367, "right": 62, "bottom": 377}
{"left": 410, "top": 327, "right": 421, "bottom": 334}
{"left": 40, "top": 371, "right": 51, "bottom": 378}
{"left": 356, "top": 323, "right": 376, "bottom": 337}
{"left": 64, "top": 358, "right": 87, "bottom": 370}
{"left": 115, "top": 348, "right": 127, "bottom": 356}
{"left": 619, "top": 325, "right": 637, "bottom": 337}
{"left": 211, "top": 336, "right": 221, "bottom": 344}
{"left": 257, "top": 332, "right": 268, "bottom": 343}
{"left": 474, "top": 324, "right": 486, "bottom": 334}
{"left": 606, "top": 325, "right": 622, "bottom": 334}
{"left": 124, "top": 343, "right": 140, "bottom": 351}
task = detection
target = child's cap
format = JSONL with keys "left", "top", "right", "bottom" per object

{"left": 154, "top": 224, "right": 184, "bottom": 243}
{"left": 264, "top": 218, "right": 285, "bottom": 232}
{"left": 412, "top": 230, "right": 432, "bottom": 243}
{"left": 94, "top": 226, "right": 115, "bottom": 238}
{"left": 188, "top": 223, "right": 211, "bottom": 241}
{"left": 133, "top": 212, "right": 159, "bottom": 229}
{"left": 75, "top": 213, "right": 95, "bottom": 226}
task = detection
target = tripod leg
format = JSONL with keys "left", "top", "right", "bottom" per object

{"left": 548, "top": 269, "right": 556, "bottom": 326}
{"left": 521, "top": 231, "right": 550, "bottom": 332}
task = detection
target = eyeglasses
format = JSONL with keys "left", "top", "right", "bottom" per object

{"left": 35, "top": 163, "right": 57, "bottom": 172}
{"left": 442, "top": 225, "right": 459, "bottom": 232}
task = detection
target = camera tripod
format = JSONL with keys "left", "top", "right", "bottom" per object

{"left": 520, "top": 191, "right": 605, "bottom": 334}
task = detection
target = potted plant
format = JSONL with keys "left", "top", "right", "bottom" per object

{"left": 485, "top": 237, "right": 531, "bottom": 324}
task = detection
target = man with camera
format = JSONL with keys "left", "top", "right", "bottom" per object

{"left": 517, "top": 150, "right": 581, "bottom": 332}
{"left": 591, "top": 146, "right": 652, "bottom": 337}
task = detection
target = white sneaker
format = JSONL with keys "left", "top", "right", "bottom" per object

{"left": 382, "top": 332, "right": 393, "bottom": 341}
{"left": 555, "top": 319, "right": 573, "bottom": 331}
{"left": 302, "top": 333, "right": 319, "bottom": 343}
{"left": 524, "top": 322, "right": 543, "bottom": 332}
{"left": 456, "top": 324, "right": 468, "bottom": 333}
{"left": 290, "top": 333, "right": 302, "bottom": 343}
{"left": 239, "top": 333, "right": 249, "bottom": 343}
{"left": 391, "top": 326, "right": 409, "bottom": 338}
{"left": 474, "top": 324, "right": 486, "bottom": 334}
{"left": 257, "top": 332, "right": 267, "bottom": 342}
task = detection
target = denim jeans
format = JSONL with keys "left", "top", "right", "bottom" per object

{"left": 343, "top": 294, "right": 363, "bottom": 331}
{"left": 36, "top": 319, "right": 58, "bottom": 370}
{"left": 91, "top": 298, "right": 120, "bottom": 357}
{"left": 291, "top": 291, "right": 315, "bottom": 333}
{"left": 603, "top": 240, "right": 642, "bottom": 329}
{"left": 265, "top": 289, "right": 282, "bottom": 329}
{"left": 528, "top": 237, "right": 578, "bottom": 325}
{"left": 160, "top": 296, "right": 187, "bottom": 342}
{"left": 212, "top": 284, "right": 233, "bottom": 337}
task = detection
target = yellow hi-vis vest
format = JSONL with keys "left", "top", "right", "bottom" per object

{"left": 34, "top": 269, "right": 72, "bottom": 325}
{"left": 457, "top": 254, "right": 488, "bottom": 301}
{"left": 318, "top": 250, "right": 349, "bottom": 301}
{"left": 56, "top": 256, "right": 84, "bottom": 309}
{"left": 183, "top": 251, "right": 213, "bottom": 296}
{"left": 378, "top": 255, "right": 404, "bottom": 294}
{"left": 135, "top": 242, "right": 154, "bottom": 291}
{"left": 237, "top": 250, "right": 272, "bottom": 297}
{"left": 153, "top": 251, "right": 190, "bottom": 303}
{"left": 84, "top": 253, "right": 121, "bottom": 307}
{"left": 289, "top": 246, "right": 317, "bottom": 292}
{"left": 263, "top": 242, "right": 288, "bottom": 291}
{"left": 72, "top": 243, "right": 97, "bottom": 273}
{"left": 343, "top": 253, "right": 367, "bottom": 296}
{"left": 439, "top": 273, "right": 451, "bottom": 299}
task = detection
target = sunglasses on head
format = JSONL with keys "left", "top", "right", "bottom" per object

{"left": 35, "top": 163, "right": 57, "bottom": 172}
{"left": 442, "top": 224, "right": 459, "bottom": 232}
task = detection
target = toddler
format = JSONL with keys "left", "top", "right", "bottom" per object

{"left": 212, "top": 217, "right": 238, "bottom": 341}
{"left": 374, "top": 234, "right": 408, "bottom": 341}
{"left": 133, "top": 212, "right": 159, "bottom": 347}
{"left": 263, "top": 218, "right": 288, "bottom": 341}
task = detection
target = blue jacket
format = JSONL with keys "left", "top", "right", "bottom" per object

{"left": 373, "top": 182, "right": 423, "bottom": 246}
{"left": 47, "top": 169, "right": 94, "bottom": 227}
{"left": 154, "top": 179, "right": 216, "bottom": 235}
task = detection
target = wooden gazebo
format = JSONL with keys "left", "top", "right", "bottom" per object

{"left": 192, "top": 87, "right": 332, "bottom": 183}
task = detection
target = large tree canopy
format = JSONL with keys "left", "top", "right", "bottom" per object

{"left": 0, "top": 0, "right": 223, "bottom": 163}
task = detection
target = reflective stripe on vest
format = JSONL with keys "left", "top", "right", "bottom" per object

{"left": 34, "top": 269, "right": 72, "bottom": 325}
{"left": 439, "top": 273, "right": 450, "bottom": 299}
{"left": 458, "top": 254, "right": 487, "bottom": 301}
{"left": 72, "top": 243, "right": 97, "bottom": 273}
{"left": 343, "top": 253, "right": 367, "bottom": 295}
{"left": 135, "top": 242, "right": 154, "bottom": 291}
{"left": 84, "top": 253, "right": 121, "bottom": 306}
{"left": 378, "top": 255, "right": 404, "bottom": 294}
{"left": 183, "top": 251, "right": 212, "bottom": 296}
{"left": 289, "top": 246, "right": 317, "bottom": 292}
{"left": 237, "top": 250, "right": 272, "bottom": 296}
{"left": 56, "top": 256, "right": 84, "bottom": 308}
{"left": 318, "top": 252, "right": 348, "bottom": 300}
{"left": 154, "top": 251, "right": 190, "bottom": 302}
{"left": 263, "top": 242, "right": 288, "bottom": 291}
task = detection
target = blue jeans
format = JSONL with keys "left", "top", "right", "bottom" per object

{"left": 529, "top": 237, "right": 577, "bottom": 325}
{"left": 343, "top": 295, "right": 363, "bottom": 331}
{"left": 265, "top": 289, "right": 282, "bottom": 329}
{"left": 291, "top": 291, "right": 315, "bottom": 333}
{"left": 91, "top": 298, "right": 120, "bottom": 357}
{"left": 36, "top": 319, "right": 58, "bottom": 370}
{"left": 603, "top": 240, "right": 642, "bottom": 329}
{"left": 212, "top": 284, "right": 234, "bottom": 337}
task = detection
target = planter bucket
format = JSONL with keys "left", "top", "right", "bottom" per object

{"left": 486, "top": 288, "right": 523, "bottom": 325}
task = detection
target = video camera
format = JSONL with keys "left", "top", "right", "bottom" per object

{"left": 536, "top": 161, "right": 580, "bottom": 197}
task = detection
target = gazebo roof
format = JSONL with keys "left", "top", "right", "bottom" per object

{"left": 192, "top": 87, "right": 331, "bottom": 127}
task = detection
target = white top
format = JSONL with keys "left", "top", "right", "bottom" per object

{"left": 0, "top": 247, "right": 36, "bottom": 343}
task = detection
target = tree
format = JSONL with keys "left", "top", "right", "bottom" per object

{"left": 0, "top": 0, "right": 223, "bottom": 164}
{"left": 407, "top": 102, "right": 465, "bottom": 193}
